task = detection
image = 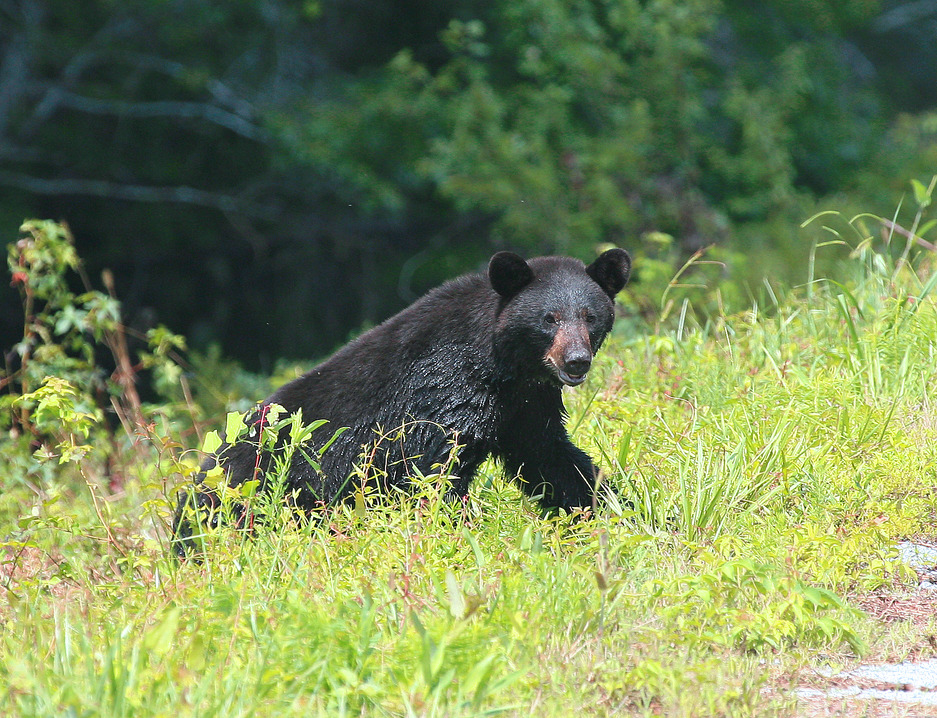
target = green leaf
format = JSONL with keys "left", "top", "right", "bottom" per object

{"left": 143, "top": 606, "right": 182, "bottom": 657}
{"left": 462, "top": 653, "right": 498, "bottom": 707}
{"left": 224, "top": 411, "right": 246, "bottom": 443}
{"left": 201, "top": 430, "right": 222, "bottom": 455}
{"left": 202, "top": 464, "right": 224, "bottom": 489}
{"left": 265, "top": 403, "right": 285, "bottom": 424}
{"left": 911, "top": 178, "right": 931, "bottom": 208}
{"left": 462, "top": 527, "right": 486, "bottom": 570}
{"left": 187, "top": 633, "right": 208, "bottom": 672}
{"left": 238, "top": 479, "right": 260, "bottom": 498}
{"left": 446, "top": 570, "right": 465, "bottom": 619}
{"left": 319, "top": 426, "right": 348, "bottom": 455}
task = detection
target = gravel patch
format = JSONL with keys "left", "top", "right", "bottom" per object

{"left": 794, "top": 542, "right": 937, "bottom": 714}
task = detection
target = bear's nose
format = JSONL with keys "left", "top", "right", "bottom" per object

{"left": 564, "top": 353, "right": 592, "bottom": 377}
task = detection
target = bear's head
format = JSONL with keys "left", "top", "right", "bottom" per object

{"left": 489, "top": 248, "right": 631, "bottom": 387}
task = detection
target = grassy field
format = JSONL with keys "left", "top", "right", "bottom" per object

{"left": 2, "top": 217, "right": 937, "bottom": 716}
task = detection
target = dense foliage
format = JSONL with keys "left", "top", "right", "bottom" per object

{"left": 1, "top": 0, "right": 936, "bottom": 363}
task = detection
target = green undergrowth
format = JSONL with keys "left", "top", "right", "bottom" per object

{"left": 3, "top": 209, "right": 937, "bottom": 716}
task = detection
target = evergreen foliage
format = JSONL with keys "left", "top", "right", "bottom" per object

{"left": 1, "top": 1, "right": 935, "bottom": 361}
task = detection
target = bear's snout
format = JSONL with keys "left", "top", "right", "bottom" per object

{"left": 555, "top": 348, "right": 591, "bottom": 386}
{"left": 563, "top": 352, "right": 592, "bottom": 379}
{"left": 546, "top": 325, "right": 593, "bottom": 386}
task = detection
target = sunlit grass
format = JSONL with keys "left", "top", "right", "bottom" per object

{"left": 3, "top": 231, "right": 937, "bottom": 716}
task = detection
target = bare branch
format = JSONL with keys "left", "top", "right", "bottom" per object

{"left": 881, "top": 218, "right": 937, "bottom": 252}
{"left": 0, "top": 34, "right": 28, "bottom": 137}
{"left": 873, "top": 1, "right": 937, "bottom": 32}
{"left": 0, "top": 169, "right": 278, "bottom": 218}
{"left": 52, "top": 90, "right": 267, "bottom": 140}
{"left": 118, "top": 52, "right": 259, "bottom": 118}
{"left": 20, "top": 16, "right": 140, "bottom": 138}
{"left": 0, "top": 0, "right": 45, "bottom": 137}
{"left": 0, "top": 144, "right": 46, "bottom": 162}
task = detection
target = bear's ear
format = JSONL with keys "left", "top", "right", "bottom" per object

{"left": 586, "top": 248, "right": 632, "bottom": 298}
{"left": 489, "top": 251, "right": 534, "bottom": 298}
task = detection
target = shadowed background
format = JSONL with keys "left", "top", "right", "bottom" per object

{"left": 1, "top": 0, "right": 936, "bottom": 369}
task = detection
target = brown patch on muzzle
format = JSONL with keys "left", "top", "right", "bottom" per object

{"left": 546, "top": 323, "right": 593, "bottom": 386}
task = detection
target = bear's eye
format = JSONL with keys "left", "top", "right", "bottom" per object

{"left": 584, "top": 311, "right": 597, "bottom": 324}
{"left": 543, "top": 312, "right": 559, "bottom": 326}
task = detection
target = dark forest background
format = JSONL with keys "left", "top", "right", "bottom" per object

{"left": 2, "top": 0, "right": 936, "bottom": 369}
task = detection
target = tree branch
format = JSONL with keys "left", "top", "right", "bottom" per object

{"left": 117, "top": 52, "right": 259, "bottom": 119}
{"left": 0, "top": 0, "right": 44, "bottom": 138}
{"left": 873, "top": 1, "right": 937, "bottom": 32}
{"left": 0, "top": 169, "right": 278, "bottom": 218}
{"left": 53, "top": 90, "right": 267, "bottom": 141}
{"left": 0, "top": 34, "right": 28, "bottom": 138}
{"left": 881, "top": 218, "right": 937, "bottom": 253}
{"left": 20, "top": 16, "right": 142, "bottom": 139}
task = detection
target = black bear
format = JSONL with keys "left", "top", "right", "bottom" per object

{"left": 172, "top": 248, "right": 631, "bottom": 553}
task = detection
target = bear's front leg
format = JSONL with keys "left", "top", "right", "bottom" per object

{"left": 506, "top": 438, "right": 599, "bottom": 511}
{"left": 498, "top": 399, "right": 601, "bottom": 512}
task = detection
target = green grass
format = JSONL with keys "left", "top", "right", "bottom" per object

{"left": 3, "top": 238, "right": 937, "bottom": 716}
